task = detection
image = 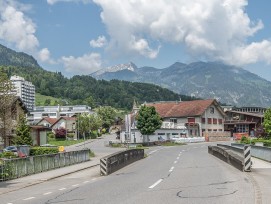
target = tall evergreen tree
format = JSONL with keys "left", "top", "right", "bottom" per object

{"left": 13, "top": 115, "right": 32, "bottom": 145}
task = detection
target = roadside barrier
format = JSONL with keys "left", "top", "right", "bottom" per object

{"left": 100, "top": 149, "right": 144, "bottom": 176}
{"left": 208, "top": 145, "right": 251, "bottom": 171}
{"left": 0, "top": 149, "right": 90, "bottom": 181}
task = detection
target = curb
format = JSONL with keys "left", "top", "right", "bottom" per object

{"left": 0, "top": 162, "right": 100, "bottom": 195}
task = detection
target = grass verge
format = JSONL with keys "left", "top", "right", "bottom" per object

{"left": 48, "top": 138, "right": 84, "bottom": 146}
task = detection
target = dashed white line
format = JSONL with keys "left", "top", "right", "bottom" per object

{"left": 43, "top": 192, "right": 52, "bottom": 195}
{"left": 59, "top": 188, "right": 66, "bottom": 191}
{"left": 7, "top": 203, "right": 13, "bottom": 204}
{"left": 177, "top": 157, "right": 180, "bottom": 160}
{"left": 169, "top": 166, "right": 174, "bottom": 172}
{"left": 182, "top": 150, "right": 186, "bottom": 152}
{"left": 72, "top": 184, "right": 79, "bottom": 187}
{"left": 83, "top": 181, "right": 90, "bottom": 183}
{"left": 23, "top": 197, "right": 35, "bottom": 201}
{"left": 149, "top": 179, "right": 163, "bottom": 189}
{"left": 174, "top": 161, "right": 177, "bottom": 164}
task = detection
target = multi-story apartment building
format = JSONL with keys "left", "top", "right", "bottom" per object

{"left": 27, "top": 105, "right": 93, "bottom": 124}
{"left": 10, "top": 75, "right": 35, "bottom": 111}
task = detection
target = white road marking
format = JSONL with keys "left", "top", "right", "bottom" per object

{"left": 59, "top": 188, "right": 66, "bottom": 191}
{"left": 182, "top": 150, "right": 186, "bottom": 152}
{"left": 43, "top": 192, "right": 52, "bottom": 195}
{"left": 149, "top": 150, "right": 158, "bottom": 155}
{"left": 177, "top": 157, "right": 180, "bottom": 160}
{"left": 83, "top": 181, "right": 90, "bottom": 183}
{"left": 149, "top": 179, "right": 163, "bottom": 189}
{"left": 92, "top": 178, "right": 97, "bottom": 181}
{"left": 169, "top": 166, "right": 174, "bottom": 172}
{"left": 72, "top": 184, "right": 79, "bottom": 187}
{"left": 23, "top": 197, "right": 35, "bottom": 201}
{"left": 174, "top": 161, "right": 177, "bottom": 164}
{"left": 7, "top": 203, "right": 13, "bottom": 204}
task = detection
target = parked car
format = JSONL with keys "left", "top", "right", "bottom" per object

{"left": 3, "top": 146, "right": 18, "bottom": 156}
{"left": 3, "top": 146, "right": 18, "bottom": 153}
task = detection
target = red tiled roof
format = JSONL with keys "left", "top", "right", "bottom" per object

{"left": 146, "top": 99, "right": 217, "bottom": 118}
{"left": 42, "top": 117, "right": 58, "bottom": 125}
{"left": 61, "top": 116, "right": 76, "bottom": 121}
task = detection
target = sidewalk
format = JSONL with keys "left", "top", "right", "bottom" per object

{"left": 0, "top": 156, "right": 101, "bottom": 195}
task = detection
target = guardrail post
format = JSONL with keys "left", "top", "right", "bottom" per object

{"left": 100, "top": 158, "right": 108, "bottom": 176}
{"left": 244, "top": 145, "right": 251, "bottom": 172}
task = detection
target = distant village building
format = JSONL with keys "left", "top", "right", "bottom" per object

{"left": 10, "top": 75, "right": 35, "bottom": 111}
{"left": 27, "top": 105, "right": 93, "bottom": 124}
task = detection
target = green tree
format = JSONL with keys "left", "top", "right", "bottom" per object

{"left": 77, "top": 113, "right": 90, "bottom": 139}
{"left": 263, "top": 108, "right": 271, "bottom": 139}
{"left": 0, "top": 71, "right": 16, "bottom": 146}
{"left": 96, "top": 106, "right": 117, "bottom": 131}
{"left": 136, "top": 105, "right": 162, "bottom": 142}
{"left": 13, "top": 115, "right": 32, "bottom": 145}
{"left": 88, "top": 113, "right": 102, "bottom": 132}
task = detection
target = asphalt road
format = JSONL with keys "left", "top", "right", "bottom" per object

{"left": 1, "top": 142, "right": 257, "bottom": 204}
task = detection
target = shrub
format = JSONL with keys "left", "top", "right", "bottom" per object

{"left": 90, "top": 131, "right": 98, "bottom": 139}
{"left": 54, "top": 128, "right": 66, "bottom": 139}
{"left": 251, "top": 138, "right": 271, "bottom": 147}
{"left": 67, "top": 133, "right": 74, "bottom": 139}
{"left": 47, "top": 132, "right": 55, "bottom": 139}
{"left": 1, "top": 152, "right": 18, "bottom": 158}
{"left": 240, "top": 136, "right": 250, "bottom": 144}
{"left": 30, "top": 147, "right": 59, "bottom": 156}
{"left": 101, "top": 128, "right": 106, "bottom": 134}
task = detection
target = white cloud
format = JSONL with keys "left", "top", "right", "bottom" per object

{"left": 93, "top": 0, "right": 271, "bottom": 66}
{"left": 61, "top": 53, "right": 102, "bottom": 74}
{"left": 0, "top": 4, "right": 38, "bottom": 51}
{"left": 0, "top": 0, "right": 54, "bottom": 64}
{"left": 38, "top": 48, "right": 56, "bottom": 64}
{"left": 90, "top": 35, "right": 107, "bottom": 48}
{"left": 47, "top": 0, "right": 91, "bottom": 5}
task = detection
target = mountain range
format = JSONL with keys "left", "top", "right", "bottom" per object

{"left": 0, "top": 44, "right": 194, "bottom": 110}
{"left": 91, "top": 62, "right": 271, "bottom": 107}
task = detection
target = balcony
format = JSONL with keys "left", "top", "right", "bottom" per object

{"left": 161, "top": 122, "right": 186, "bottom": 129}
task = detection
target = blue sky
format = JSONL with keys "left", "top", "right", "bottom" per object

{"left": 0, "top": 0, "right": 271, "bottom": 80}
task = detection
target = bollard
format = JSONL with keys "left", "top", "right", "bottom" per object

{"left": 244, "top": 145, "right": 251, "bottom": 172}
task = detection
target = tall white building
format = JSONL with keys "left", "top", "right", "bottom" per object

{"left": 10, "top": 75, "right": 35, "bottom": 111}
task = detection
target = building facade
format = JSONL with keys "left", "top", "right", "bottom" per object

{"left": 121, "top": 99, "right": 226, "bottom": 144}
{"left": 27, "top": 105, "right": 93, "bottom": 124}
{"left": 10, "top": 75, "right": 35, "bottom": 111}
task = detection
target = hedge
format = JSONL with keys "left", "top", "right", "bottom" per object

{"left": 30, "top": 147, "right": 59, "bottom": 156}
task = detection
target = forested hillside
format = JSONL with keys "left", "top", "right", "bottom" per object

{"left": 0, "top": 65, "right": 197, "bottom": 110}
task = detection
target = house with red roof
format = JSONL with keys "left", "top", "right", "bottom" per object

{"left": 121, "top": 99, "right": 226, "bottom": 144}
{"left": 51, "top": 117, "right": 77, "bottom": 138}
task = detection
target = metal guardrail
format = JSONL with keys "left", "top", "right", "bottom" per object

{"left": 100, "top": 149, "right": 144, "bottom": 176}
{"left": 0, "top": 149, "right": 90, "bottom": 181}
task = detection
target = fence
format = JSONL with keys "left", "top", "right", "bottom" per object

{"left": 0, "top": 149, "right": 90, "bottom": 181}
{"left": 100, "top": 149, "right": 144, "bottom": 176}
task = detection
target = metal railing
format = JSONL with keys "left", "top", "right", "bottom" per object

{"left": 0, "top": 149, "right": 90, "bottom": 181}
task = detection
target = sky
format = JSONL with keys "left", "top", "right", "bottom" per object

{"left": 0, "top": 0, "right": 271, "bottom": 80}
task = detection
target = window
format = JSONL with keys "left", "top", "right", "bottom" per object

{"left": 219, "top": 129, "right": 223, "bottom": 131}
{"left": 157, "top": 133, "right": 165, "bottom": 135}
{"left": 188, "top": 118, "right": 195, "bottom": 123}
{"left": 218, "top": 119, "right": 223, "bottom": 124}
{"left": 208, "top": 118, "right": 212, "bottom": 124}
{"left": 172, "top": 133, "right": 178, "bottom": 135}
{"left": 213, "top": 118, "right": 217, "bottom": 124}
{"left": 190, "top": 129, "right": 193, "bottom": 135}
{"left": 201, "top": 118, "right": 205, "bottom": 123}
{"left": 202, "top": 129, "right": 206, "bottom": 132}
{"left": 208, "top": 129, "right": 212, "bottom": 132}
{"left": 170, "top": 118, "right": 177, "bottom": 123}
{"left": 213, "top": 129, "right": 217, "bottom": 131}
{"left": 210, "top": 107, "right": 214, "bottom": 114}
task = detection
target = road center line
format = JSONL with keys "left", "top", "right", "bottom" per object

{"left": 43, "top": 192, "right": 52, "bottom": 195}
{"left": 83, "top": 181, "right": 90, "bottom": 183}
{"left": 23, "top": 197, "right": 35, "bottom": 201}
{"left": 59, "top": 188, "right": 66, "bottom": 191}
{"left": 72, "top": 184, "right": 79, "bottom": 187}
{"left": 149, "top": 179, "right": 163, "bottom": 189}
{"left": 169, "top": 166, "right": 174, "bottom": 172}
{"left": 174, "top": 161, "right": 177, "bottom": 164}
{"left": 177, "top": 157, "right": 180, "bottom": 160}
